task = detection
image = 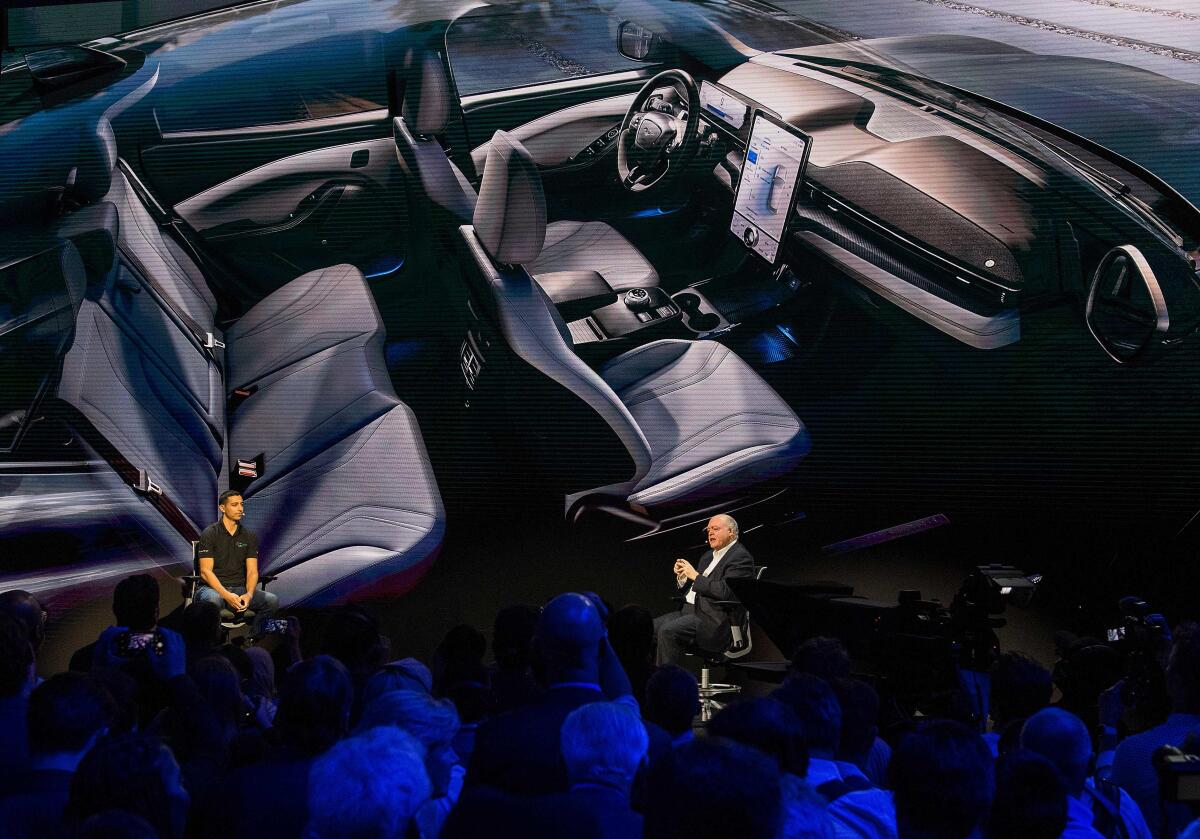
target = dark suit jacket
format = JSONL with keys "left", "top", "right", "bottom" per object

{"left": 467, "top": 685, "right": 671, "bottom": 797}
{"left": 468, "top": 685, "right": 608, "bottom": 796}
{"left": 444, "top": 784, "right": 642, "bottom": 839}
{"left": 0, "top": 768, "right": 73, "bottom": 839}
{"left": 680, "top": 540, "right": 755, "bottom": 654}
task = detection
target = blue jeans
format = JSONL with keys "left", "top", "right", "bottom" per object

{"left": 195, "top": 584, "right": 279, "bottom": 633}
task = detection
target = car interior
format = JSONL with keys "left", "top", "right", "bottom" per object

{"left": 2, "top": 6, "right": 1198, "bottom": 608}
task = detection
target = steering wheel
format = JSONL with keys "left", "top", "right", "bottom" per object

{"left": 617, "top": 69, "right": 702, "bottom": 193}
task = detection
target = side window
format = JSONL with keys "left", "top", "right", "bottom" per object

{"left": 446, "top": 5, "right": 645, "bottom": 97}
{"left": 154, "top": 28, "right": 387, "bottom": 133}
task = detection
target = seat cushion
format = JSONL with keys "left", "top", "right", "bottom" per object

{"left": 224, "top": 263, "right": 383, "bottom": 389}
{"left": 242, "top": 404, "right": 445, "bottom": 606}
{"left": 227, "top": 338, "right": 399, "bottom": 489}
{"left": 600, "top": 339, "right": 809, "bottom": 508}
{"left": 532, "top": 221, "right": 659, "bottom": 292}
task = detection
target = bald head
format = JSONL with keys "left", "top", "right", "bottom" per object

{"left": 537, "top": 593, "right": 605, "bottom": 683}
{"left": 0, "top": 590, "right": 45, "bottom": 651}
{"left": 1020, "top": 708, "right": 1092, "bottom": 793}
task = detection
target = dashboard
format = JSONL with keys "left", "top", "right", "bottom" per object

{"left": 699, "top": 80, "right": 748, "bottom": 131}
{"left": 697, "top": 56, "right": 1071, "bottom": 349}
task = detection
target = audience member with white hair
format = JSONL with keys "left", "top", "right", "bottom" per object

{"left": 305, "top": 726, "right": 431, "bottom": 839}
{"left": 357, "top": 688, "right": 464, "bottom": 839}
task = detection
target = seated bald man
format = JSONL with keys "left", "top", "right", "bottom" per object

{"left": 466, "top": 592, "right": 648, "bottom": 796}
{"left": 654, "top": 514, "right": 755, "bottom": 667}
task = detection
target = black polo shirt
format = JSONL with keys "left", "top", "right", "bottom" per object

{"left": 196, "top": 522, "right": 259, "bottom": 589}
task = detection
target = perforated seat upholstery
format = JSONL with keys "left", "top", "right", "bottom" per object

{"left": 223, "top": 263, "right": 385, "bottom": 390}
{"left": 45, "top": 117, "right": 444, "bottom": 605}
{"left": 109, "top": 165, "right": 385, "bottom": 390}
{"left": 395, "top": 51, "right": 658, "bottom": 294}
{"left": 600, "top": 340, "right": 809, "bottom": 506}
{"left": 531, "top": 220, "right": 659, "bottom": 292}
{"left": 465, "top": 131, "right": 809, "bottom": 509}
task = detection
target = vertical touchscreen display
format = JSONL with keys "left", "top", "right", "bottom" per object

{"left": 730, "top": 112, "right": 811, "bottom": 263}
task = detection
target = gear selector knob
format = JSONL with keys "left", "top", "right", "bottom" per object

{"left": 624, "top": 288, "right": 652, "bottom": 310}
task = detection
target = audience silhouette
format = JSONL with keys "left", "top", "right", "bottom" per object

{"left": 3, "top": 576, "right": 1200, "bottom": 839}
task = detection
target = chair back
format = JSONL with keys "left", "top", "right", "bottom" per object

{"left": 457, "top": 132, "right": 653, "bottom": 485}
{"left": 725, "top": 566, "right": 767, "bottom": 660}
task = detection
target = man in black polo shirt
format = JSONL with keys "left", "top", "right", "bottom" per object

{"left": 195, "top": 490, "right": 278, "bottom": 632}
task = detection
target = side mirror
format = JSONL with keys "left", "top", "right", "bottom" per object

{"left": 1085, "top": 245, "right": 1169, "bottom": 364}
{"left": 618, "top": 21, "right": 662, "bottom": 61}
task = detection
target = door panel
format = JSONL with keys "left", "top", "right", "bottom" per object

{"left": 468, "top": 92, "right": 635, "bottom": 175}
{"left": 141, "top": 110, "right": 390, "bottom": 205}
{"left": 164, "top": 132, "right": 405, "bottom": 298}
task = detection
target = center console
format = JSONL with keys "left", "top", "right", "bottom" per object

{"left": 565, "top": 286, "right": 681, "bottom": 346}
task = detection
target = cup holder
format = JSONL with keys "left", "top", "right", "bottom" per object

{"left": 673, "top": 291, "right": 723, "bottom": 333}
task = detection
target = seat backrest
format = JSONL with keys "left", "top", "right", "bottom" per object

{"left": 0, "top": 234, "right": 87, "bottom": 452}
{"left": 393, "top": 50, "right": 477, "bottom": 273}
{"left": 726, "top": 566, "right": 767, "bottom": 659}
{"left": 463, "top": 131, "right": 652, "bottom": 486}
{"left": 53, "top": 118, "right": 225, "bottom": 536}
{"left": 106, "top": 162, "right": 220, "bottom": 334}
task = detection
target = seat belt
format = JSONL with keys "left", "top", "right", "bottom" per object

{"left": 114, "top": 252, "right": 225, "bottom": 368}
{"left": 230, "top": 453, "right": 265, "bottom": 495}
{"left": 55, "top": 401, "right": 201, "bottom": 543}
{"left": 115, "top": 159, "right": 242, "bottom": 315}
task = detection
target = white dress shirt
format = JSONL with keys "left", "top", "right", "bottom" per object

{"left": 685, "top": 539, "right": 737, "bottom": 605}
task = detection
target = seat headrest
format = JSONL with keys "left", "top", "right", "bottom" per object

{"left": 472, "top": 131, "right": 546, "bottom": 266}
{"left": 0, "top": 233, "right": 87, "bottom": 334}
{"left": 73, "top": 117, "right": 118, "bottom": 204}
{"left": 401, "top": 50, "right": 451, "bottom": 137}
{"left": 0, "top": 115, "right": 116, "bottom": 223}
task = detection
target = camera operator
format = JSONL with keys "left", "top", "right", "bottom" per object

{"left": 1053, "top": 634, "right": 1124, "bottom": 734}
{"left": 1111, "top": 623, "right": 1200, "bottom": 837}
{"left": 986, "top": 652, "right": 1053, "bottom": 757}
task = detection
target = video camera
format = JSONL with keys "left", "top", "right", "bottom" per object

{"left": 1109, "top": 596, "right": 1171, "bottom": 729}
{"left": 1107, "top": 596, "right": 1171, "bottom": 648}
{"left": 1155, "top": 743, "right": 1200, "bottom": 806}
{"left": 784, "top": 565, "right": 1037, "bottom": 717}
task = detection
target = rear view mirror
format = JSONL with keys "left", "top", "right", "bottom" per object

{"left": 1085, "top": 245, "right": 1169, "bottom": 364}
{"left": 618, "top": 22, "right": 662, "bottom": 61}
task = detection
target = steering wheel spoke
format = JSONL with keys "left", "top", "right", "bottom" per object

{"left": 617, "top": 69, "right": 700, "bottom": 195}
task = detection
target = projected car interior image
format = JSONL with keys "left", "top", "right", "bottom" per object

{"left": 2, "top": 0, "right": 1199, "bottom": 615}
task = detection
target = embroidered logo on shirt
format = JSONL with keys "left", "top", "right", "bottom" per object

{"left": 236, "top": 542, "right": 248, "bottom": 548}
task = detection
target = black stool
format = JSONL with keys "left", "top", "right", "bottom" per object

{"left": 685, "top": 566, "right": 766, "bottom": 721}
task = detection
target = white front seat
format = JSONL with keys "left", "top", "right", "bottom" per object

{"left": 461, "top": 130, "right": 811, "bottom": 512}
{"left": 394, "top": 51, "right": 659, "bottom": 294}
